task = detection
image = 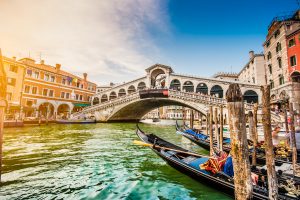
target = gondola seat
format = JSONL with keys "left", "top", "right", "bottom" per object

{"left": 187, "top": 157, "right": 210, "bottom": 174}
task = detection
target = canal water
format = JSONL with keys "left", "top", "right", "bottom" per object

{"left": 0, "top": 123, "right": 231, "bottom": 200}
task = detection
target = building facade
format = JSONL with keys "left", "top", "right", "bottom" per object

{"left": 18, "top": 58, "right": 97, "bottom": 119}
{"left": 3, "top": 57, "right": 26, "bottom": 120}
{"left": 263, "top": 10, "right": 300, "bottom": 109}
{"left": 238, "top": 51, "right": 265, "bottom": 85}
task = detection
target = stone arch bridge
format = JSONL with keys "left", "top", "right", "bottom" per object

{"left": 72, "top": 64, "right": 262, "bottom": 122}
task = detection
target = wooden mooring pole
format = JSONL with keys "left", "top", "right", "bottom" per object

{"left": 261, "top": 85, "right": 278, "bottom": 200}
{"left": 248, "top": 111, "right": 256, "bottom": 166}
{"left": 214, "top": 107, "right": 220, "bottom": 150}
{"left": 226, "top": 84, "right": 252, "bottom": 200}
{"left": 252, "top": 103, "right": 258, "bottom": 166}
{"left": 209, "top": 106, "right": 214, "bottom": 156}
{"left": 289, "top": 103, "right": 297, "bottom": 174}
{"left": 206, "top": 111, "right": 209, "bottom": 136}
{"left": 220, "top": 106, "right": 223, "bottom": 151}
{"left": 190, "top": 110, "right": 194, "bottom": 129}
{"left": 0, "top": 49, "right": 7, "bottom": 182}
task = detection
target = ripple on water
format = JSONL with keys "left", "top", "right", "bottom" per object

{"left": 0, "top": 123, "right": 231, "bottom": 200}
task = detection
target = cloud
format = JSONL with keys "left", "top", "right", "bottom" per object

{"left": 0, "top": 0, "right": 169, "bottom": 84}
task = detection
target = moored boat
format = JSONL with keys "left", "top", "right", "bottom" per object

{"left": 136, "top": 125, "right": 300, "bottom": 199}
{"left": 176, "top": 121, "right": 300, "bottom": 166}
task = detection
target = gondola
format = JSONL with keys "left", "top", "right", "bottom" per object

{"left": 176, "top": 121, "right": 300, "bottom": 166}
{"left": 136, "top": 125, "right": 300, "bottom": 199}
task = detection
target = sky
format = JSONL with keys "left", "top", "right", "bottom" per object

{"left": 0, "top": 0, "right": 299, "bottom": 85}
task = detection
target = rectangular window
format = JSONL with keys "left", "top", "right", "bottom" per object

{"left": 290, "top": 55, "right": 297, "bottom": 66}
{"left": 288, "top": 38, "right": 295, "bottom": 47}
{"left": 6, "top": 93, "right": 12, "bottom": 101}
{"left": 270, "top": 81, "right": 274, "bottom": 89}
{"left": 9, "top": 65, "right": 18, "bottom": 73}
{"left": 44, "top": 74, "right": 49, "bottom": 81}
{"left": 43, "top": 89, "right": 48, "bottom": 96}
{"left": 279, "top": 76, "right": 284, "bottom": 85}
{"left": 7, "top": 78, "right": 16, "bottom": 86}
{"left": 24, "top": 85, "right": 30, "bottom": 93}
{"left": 61, "top": 92, "right": 65, "bottom": 98}
{"left": 79, "top": 95, "right": 83, "bottom": 101}
{"left": 62, "top": 79, "right": 66, "bottom": 85}
{"left": 50, "top": 76, "right": 55, "bottom": 82}
{"left": 66, "top": 93, "right": 70, "bottom": 99}
{"left": 76, "top": 94, "right": 79, "bottom": 100}
{"left": 49, "top": 90, "right": 54, "bottom": 97}
{"left": 26, "top": 69, "right": 32, "bottom": 77}
{"left": 32, "top": 87, "right": 38, "bottom": 94}
{"left": 33, "top": 71, "right": 39, "bottom": 79}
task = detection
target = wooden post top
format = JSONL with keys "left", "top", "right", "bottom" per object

{"left": 226, "top": 83, "right": 242, "bottom": 102}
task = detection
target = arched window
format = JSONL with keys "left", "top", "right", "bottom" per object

{"left": 118, "top": 89, "right": 126, "bottom": 97}
{"left": 109, "top": 91, "right": 117, "bottom": 100}
{"left": 267, "top": 51, "right": 272, "bottom": 60}
{"left": 137, "top": 82, "right": 146, "bottom": 90}
{"left": 170, "top": 79, "right": 181, "bottom": 91}
{"left": 128, "top": 85, "right": 136, "bottom": 94}
{"left": 92, "top": 97, "right": 99, "bottom": 105}
{"left": 277, "top": 57, "right": 282, "bottom": 68}
{"left": 276, "top": 42, "right": 282, "bottom": 52}
{"left": 210, "top": 85, "right": 223, "bottom": 98}
{"left": 196, "top": 83, "right": 208, "bottom": 94}
{"left": 243, "top": 90, "right": 258, "bottom": 103}
{"left": 182, "top": 81, "right": 194, "bottom": 92}
{"left": 279, "top": 74, "right": 284, "bottom": 85}
{"left": 101, "top": 94, "right": 108, "bottom": 103}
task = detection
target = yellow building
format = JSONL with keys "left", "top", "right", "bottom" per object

{"left": 3, "top": 56, "right": 26, "bottom": 120}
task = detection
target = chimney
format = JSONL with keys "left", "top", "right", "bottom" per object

{"left": 83, "top": 73, "right": 87, "bottom": 81}
{"left": 55, "top": 64, "right": 61, "bottom": 72}
{"left": 40, "top": 60, "right": 45, "bottom": 65}
{"left": 12, "top": 56, "right": 16, "bottom": 61}
{"left": 249, "top": 50, "right": 254, "bottom": 59}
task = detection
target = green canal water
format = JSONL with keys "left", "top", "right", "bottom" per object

{"left": 0, "top": 123, "right": 231, "bottom": 200}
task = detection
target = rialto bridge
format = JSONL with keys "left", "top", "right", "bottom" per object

{"left": 71, "top": 64, "right": 263, "bottom": 122}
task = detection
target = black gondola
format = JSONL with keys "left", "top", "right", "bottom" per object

{"left": 136, "top": 125, "right": 300, "bottom": 200}
{"left": 176, "top": 121, "right": 300, "bottom": 166}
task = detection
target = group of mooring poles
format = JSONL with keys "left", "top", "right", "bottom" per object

{"left": 206, "top": 105, "right": 225, "bottom": 155}
{"left": 205, "top": 83, "right": 298, "bottom": 200}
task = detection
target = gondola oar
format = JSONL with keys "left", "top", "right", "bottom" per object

{"left": 133, "top": 140, "right": 210, "bottom": 158}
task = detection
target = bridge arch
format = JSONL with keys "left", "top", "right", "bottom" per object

{"left": 107, "top": 97, "right": 208, "bottom": 122}
{"left": 170, "top": 79, "right": 181, "bottom": 91}
{"left": 101, "top": 94, "right": 108, "bottom": 103}
{"left": 118, "top": 89, "right": 126, "bottom": 97}
{"left": 137, "top": 82, "right": 146, "bottom": 90}
{"left": 291, "top": 71, "right": 300, "bottom": 82}
{"left": 210, "top": 85, "right": 223, "bottom": 98}
{"left": 196, "top": 83, "right": 208, "bottom": 94}
{"left": 128, "top": 85, "right": 136, "bottom": 94}
{"left": 92, "top": 97, "right": 100, "bottom": 105}
{"left": 109, "top": 91, "right": 117, "bottom": 100}
{"left": 182, "top": 81, "right": 194, "bottom": 92}
{"left": 150, "top": 68, "right": 166, "bottom": 87}
{"left": 243, "top": 90, "right": 258, "bottom": 103}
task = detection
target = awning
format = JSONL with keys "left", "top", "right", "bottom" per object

{"left": 73, "top": 103, "right": 91, "bottom": 107}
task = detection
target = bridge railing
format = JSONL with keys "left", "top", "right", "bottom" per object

{"left": 72, "top": 91, "right": 140, "bottom": 118}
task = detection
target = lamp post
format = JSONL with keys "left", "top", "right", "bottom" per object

{"left": 0, "top": 48, "right": 7, "bottom": 182}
